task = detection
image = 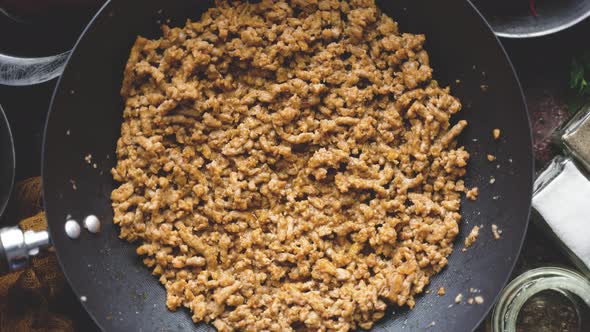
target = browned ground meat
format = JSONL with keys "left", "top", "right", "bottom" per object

{"left": 111, "top": 0, "right": 469, "bottom": 330}
{"left": 464, "top": 226, "right": 480, "bottom": 248}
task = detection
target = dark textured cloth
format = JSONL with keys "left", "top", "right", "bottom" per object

{"left": 0, "top": 177, "right": 78, "bottom": 332}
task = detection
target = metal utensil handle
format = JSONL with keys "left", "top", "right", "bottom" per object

{"left": 0, "top": 52, "right": 69, "bottom": 86}
{"left": 0, "top": 227, "right": 50, "bottom": 274}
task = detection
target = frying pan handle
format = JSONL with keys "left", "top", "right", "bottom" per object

{"left": 0, "top": 52, "right": 69, "bottom": 86}
{"left": 0, "top": 226, "right": 50, "bottom": 274}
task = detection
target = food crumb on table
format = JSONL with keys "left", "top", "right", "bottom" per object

{"left": 455, "top": 293, "right": 463, "bottom": 303}
{"left": 84, "top": 154, "right": 92, "bottom": 164}
{"left": 489, "top": 177, "right": 496, "bottom": 184}
{"left": 437, "top": 287, "right": 446, "bottom": 296}
{"left": 467, "top": 297, "right": 474, "bottom": 304}
{"left": 492, "top": 224, "right": 502, "bottom": 240}
{"left": 474, "top": 296, "right": 484, "bottom": 304}
{"left": 493, "top": 128, "right": 501, "bottom": 140}
{"left": 466, "top": 187, "right": 479, "bottom": 200}
{"left": 487, "top": 154, "right": 496, "bottom": 161}
{"left": 464, "top": 226, "right": 480, "bottom": 248}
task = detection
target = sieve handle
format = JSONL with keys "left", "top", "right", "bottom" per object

{"left": 0, "top": 226, "right": 50, "bottom": 274}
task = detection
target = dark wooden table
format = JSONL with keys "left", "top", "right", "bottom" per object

{"left": 1, "top": 4, "right": 589, "bottom": 331}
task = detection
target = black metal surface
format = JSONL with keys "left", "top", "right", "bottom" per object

{"left": 0, "top": 2, "right": 100, "bottom": 57}
{"left": 42, "top": 1, "right": 533, "bottom": 331}
{"left": 0, "top": 104, "right": 15, "bottom": 218}
{"left": 0, "top": 104, "right": 14, "bottom": 274}
{"left": 0, "top": 232, "right": 7, "bottom": 275}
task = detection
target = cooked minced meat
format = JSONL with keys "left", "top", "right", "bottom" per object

{"left": 465, "top": 186, "right": 479, "bottom": 201}
{"left": 491, "top": 224, "right": 502, "bottom": 240}
{"left": 111, "top": 0, "right": 469, "bottom": 330}
{"left": 464, "top": 226, "right": 480, "bottom": 248}
{"left": 493, "top": 128, "right": 501, "bottom": 140}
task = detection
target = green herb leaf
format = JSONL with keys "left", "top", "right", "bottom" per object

{"left": 568, "top": 52, "right": 590, "bottom": 113}
{"left": 570, "top": 52, "right": 590, "bottom": 96}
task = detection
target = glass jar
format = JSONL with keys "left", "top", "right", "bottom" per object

{"left": 492, "top": 267, "right": 590, "bottom": 332}
{"left": 554, "top": 104, "right": 590, "bottom": 173}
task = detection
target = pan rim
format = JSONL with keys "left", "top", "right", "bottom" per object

{"left": 40, "top": 0, "right": 114, "bottom": 330}
{"left": 493, "top": 7, "right": 590, "bottom": 39}
{"left": 41, "top": 1, "right": 535, "bottom": 331}
{"left": 461, "top": 1, "right": 534, "bottom": 331}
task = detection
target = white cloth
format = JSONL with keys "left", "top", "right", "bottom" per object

{"left": 533, "top": 158, "right": 590, "bottom": 271}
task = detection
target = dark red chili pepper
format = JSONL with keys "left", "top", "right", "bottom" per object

{"left": 530, "top": 0, "right": 538, "bottom": 17}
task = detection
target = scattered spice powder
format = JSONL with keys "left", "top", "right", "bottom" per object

{"left": 516, "top": 289, "right": 580, "bottom": 331}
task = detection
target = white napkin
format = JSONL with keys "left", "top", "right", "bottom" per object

{"left": 533, "top": 158, "right": 590, "bottom": 272}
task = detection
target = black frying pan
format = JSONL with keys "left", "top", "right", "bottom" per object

{"left": 39, "top": 0, "right": 533, "bottom": 331}
{"left": 0, "top": 105, "right": 15, "bottom": 218}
